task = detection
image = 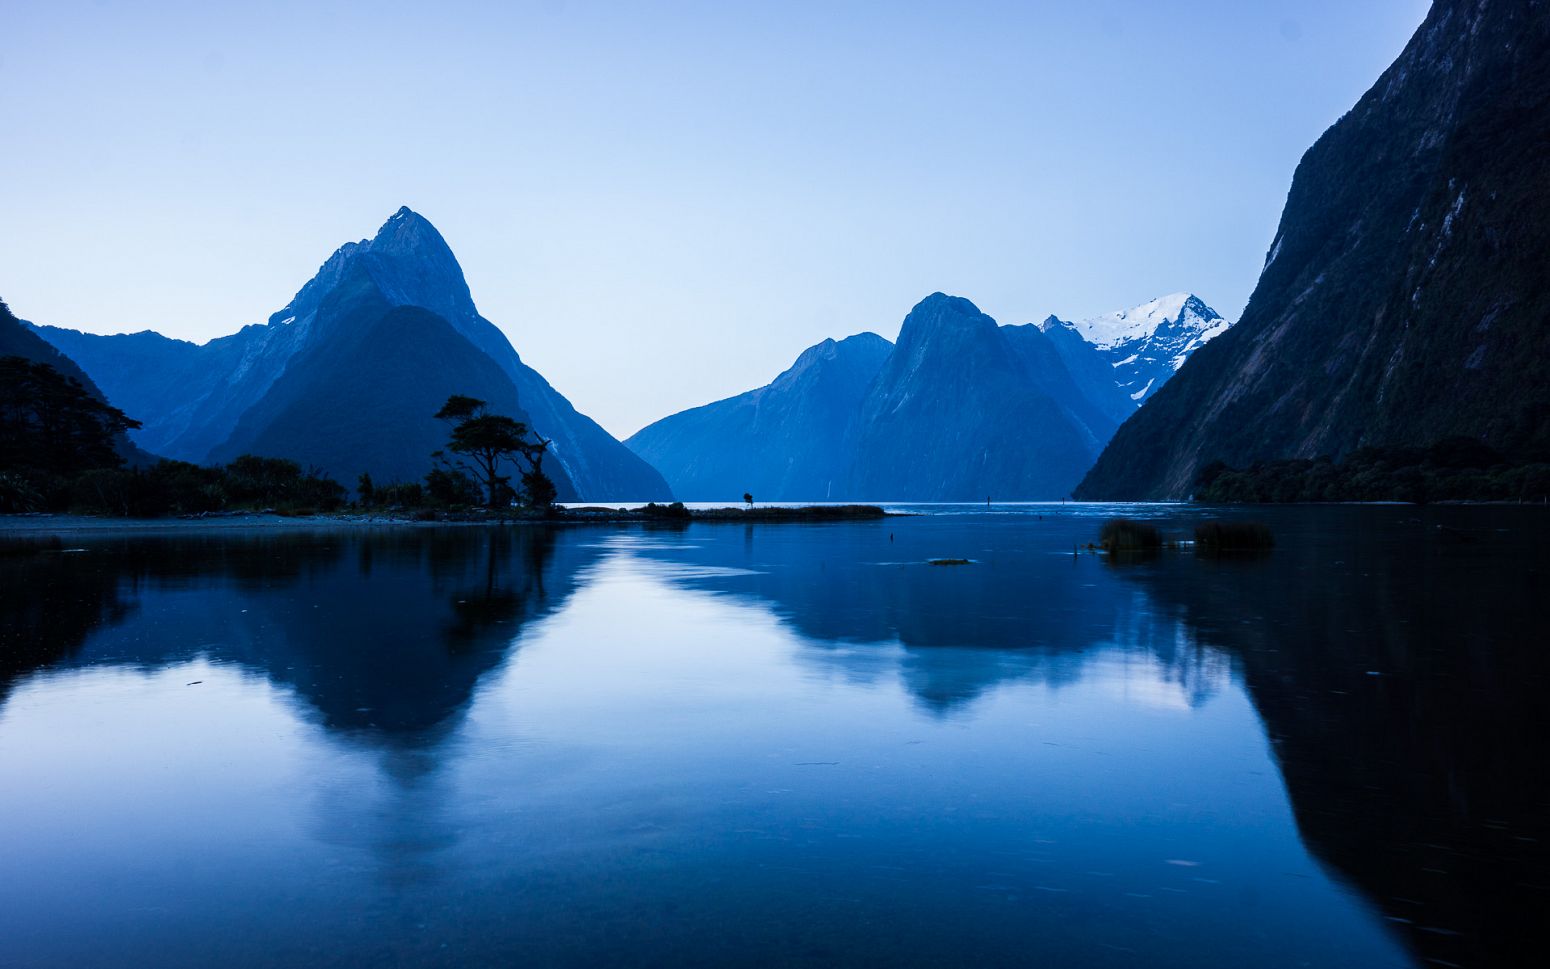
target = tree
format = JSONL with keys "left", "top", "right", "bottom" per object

{"left": 434, "top": 395, "right": 552, "bottom": 508}
{"left": 522, "top": 465, "right": 558, "bottom": 508}
{"left": 743, "top": 492, "right": 753, "bottom": 508}
{"left": 357, "top": 472, "right": 376, "bottom": 506}
{"left": 0, "top": 356, "right": 140, "bottom": 482}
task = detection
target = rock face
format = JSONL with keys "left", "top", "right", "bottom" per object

{"left": 844, "top": 293, "right": 1109, "bottom": 500}
{"left": 1078, "top": 0, "right": 1550, "bottom": 499}
{"left": 205, "top": 263, "right": 541, "bottom": 491}
{"left": 1045, "top": 294, "right": 1231, "bottom": 406}
{"left": 1027, "top": 316, "right": 1140, "bottom": 427}
{"left": 630, "top": 293, "right": 1125, "bottom": 501}
{"left": 33, "top": 208, "right": 670, "bottom": 499}
{"left": 626, "top": 333, "right": 893, "bottom": 500}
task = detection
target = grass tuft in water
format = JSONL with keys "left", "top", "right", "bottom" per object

{"left": 1099, "top": 519, "right": 1162, "bottom": 553}
{"left": 1194, "top": 520, "right": 1275, "bottom": 552}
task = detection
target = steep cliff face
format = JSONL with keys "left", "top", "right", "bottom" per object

{"left": 626, "top": 333, "right": 893, "bottom": 500}
{"left": 32, "top": 208, "right": 670, "bottom": 499}
{"left": 1079, "top": 0, "right": 1550, "bottom": 499}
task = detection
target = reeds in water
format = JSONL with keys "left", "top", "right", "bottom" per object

{"left": 1193, "top": 520, "right": 1274, "bottom": 552}
{"left": 1099, "top": 518, "right": 1162, "bottom": 553}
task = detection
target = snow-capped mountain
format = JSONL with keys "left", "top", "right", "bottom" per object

{"left": 1043, "top": 294, "right": 1232, "bottom": 404}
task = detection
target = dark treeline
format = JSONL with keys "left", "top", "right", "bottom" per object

{"left": 2, "top": 352, "right": 556, "bottom": 517}
{"left": 1195, "top": 438, "right": 1550, "bottom": 504}
{"left": 71, "top": 455, "right": 348, "bottom": 517}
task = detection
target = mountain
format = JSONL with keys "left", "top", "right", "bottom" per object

{"left": 205, "top": 263, "right": 544, "bottom": 490}
{"left": 1078, "top": 0, "right": 1550, "bottom": 499}
{"left": 628, "top": 292, "right": 1173, "bottom": 502}
{"left": 843, "top": 293, "right": 1109, "bottom": 500}
{"left": 1027, "top": 316, "right": 1140, "bottom": 427}
{"left": 626, "top": 333, "right": 893, "bottom": 500}
{"left": 1, "top": 298, "right": 150, "bottom": 466}
{"left": 33, "top": 324, "right": 295, "bottom": 461}
{"left": 32, "top": 208, "right": 670, "bottom": 499}
{"left": 1044, "top": 294, "right": 1231, "bottom": 405}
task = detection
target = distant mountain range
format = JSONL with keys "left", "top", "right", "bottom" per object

{"left": 31, "top": 208, "right": 670, "bottom": 500}
{"left": 628, "top": 292, "right": 1229, "bottom": 501}
{"left": 18, "top": 202, "right": 1239, "bottom": 505}
{"left": 1078, "top": 0, "right": 1550, "bottom": 499}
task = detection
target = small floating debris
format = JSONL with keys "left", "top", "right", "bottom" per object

{"left": 185, "top": 680, "right": 202, "bottom": 686}
{"left": 928, "top": 558, "right": 972, "bottom": 566}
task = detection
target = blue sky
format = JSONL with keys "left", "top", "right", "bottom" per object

{"left": 2, "top": 0, "right": 1429, "bottom": 436}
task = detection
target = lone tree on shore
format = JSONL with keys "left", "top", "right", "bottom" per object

{"left": 743, "top": 492, "right": 753, "bottom": 508}
{"left": 434, "top": 395, "right": 555, "bottom": 508}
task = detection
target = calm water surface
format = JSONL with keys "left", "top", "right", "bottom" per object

{"left": 1, "top": 505, "right": 1546, "bottom": 968}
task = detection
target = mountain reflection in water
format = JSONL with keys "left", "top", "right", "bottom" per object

{"left": 0, "top": 506, "right": 1544, "bottom": 968}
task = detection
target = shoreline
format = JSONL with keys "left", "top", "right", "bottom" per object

{"left": 0, "top": 504, "right": 894, "bottom": 536}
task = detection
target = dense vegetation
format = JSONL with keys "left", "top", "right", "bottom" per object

{"left": 1194, "top": 438, "right": 1550, "bottom": 504}
{"left": 1, "top": 354, "right": 143, "bottom": 512}
{"left": 71, "top": 456, "right": 347, "bottom": 517}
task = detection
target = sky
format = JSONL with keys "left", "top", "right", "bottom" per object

{"left": 2, "top": 0, "right": 1431, "bottom": 438}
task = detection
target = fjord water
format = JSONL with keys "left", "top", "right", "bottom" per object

{"left": 2, "top": 508, "right": 1545, "bottom": 968}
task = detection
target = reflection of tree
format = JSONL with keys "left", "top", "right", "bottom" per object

{"left": 0, "top": 543, "right": 136, "bottom": 702}
{"left": 445, "top": 528, "right": 555, "bottom": 653}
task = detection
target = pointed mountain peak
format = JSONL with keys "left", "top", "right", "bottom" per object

{"left": 368, "top": 205, "right": 454, "bottom": 257}
{"left": 268, "top": 207, "right": 476, "bottom": 332}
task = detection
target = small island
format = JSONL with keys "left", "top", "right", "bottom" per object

{"left": 562, "top": 503, "right": 890, "bottom": 523}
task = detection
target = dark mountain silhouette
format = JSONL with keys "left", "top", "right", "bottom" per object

{"left": 630, "top": 293, "right": 1133, "bottom": 501}
{"left": 32, "top": 208, "right": 669, "bottom": 499}
{"left": 842, "top": 293, "right": 1108, "bottom": 500}
{"left": 206, "top": 263, "right": 556, "bottom": 492}
{"left": 1079, "top": 0, "right": 1550, "bottom": 498}
{"left": 626, "top": 332, "right": 893, "bottom": 500}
